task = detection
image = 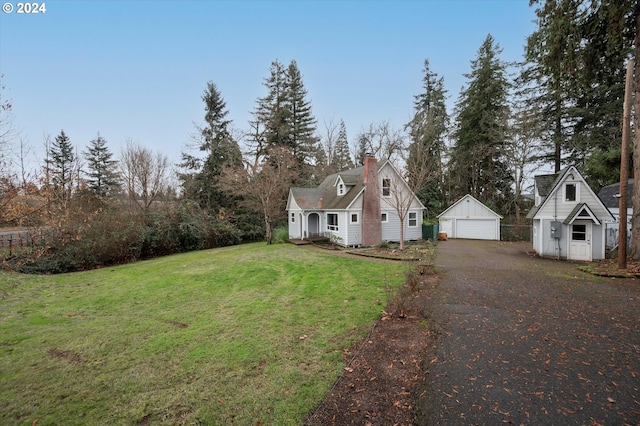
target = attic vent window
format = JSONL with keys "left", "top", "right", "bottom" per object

{"left": 338, "top": 183, "right": 345, "bottom": 196}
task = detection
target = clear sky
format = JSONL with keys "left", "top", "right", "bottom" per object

{"left": 0, "top": 0, "right": 538, "bottom": 170}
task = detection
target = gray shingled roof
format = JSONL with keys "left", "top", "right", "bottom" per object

{"left": 598, "top": 179, "right": 634, "bottom": 209}
{"left": 534, "top": 173, "right": 559, "bottom": 197}
{"left": 526, "top": 169, "right": 570, "bottom": 219}
{"left": 290, "top": 165, "right": 367, "bottom": 210}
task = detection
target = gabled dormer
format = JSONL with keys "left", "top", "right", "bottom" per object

{"left": 335, "top": 176, "right": 347, "bottom": 196}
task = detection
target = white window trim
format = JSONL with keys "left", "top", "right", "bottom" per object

{"left": 563, "top": 182, "right": 580, "bottom": 203}
{"left": 382, "top": 178, "right": 391, "bottom": 197}
{"left": 408, "top": 211, "right": 418, "bottom": 227}
{"left": 291, "top": 212, "right": 295, "bottom": 223}
{"left": 327, "top": 213, "right": 339, "bottom": 231}
{"left": 350, "top": 212, "right": 359, "bottom": 224}
{"left": 381, "top": 212, "right": 389, "bottom": 223}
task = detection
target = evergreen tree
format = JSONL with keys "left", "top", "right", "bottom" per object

{"left": 84, "top": 133, "right": 120, "bottom": 198}
{"left": 449, "top": 35, "right": 513, "bottom": 213}
{"left": 255, "top": 60, "right": 291, "bottom": 152}
{"left": 252, "top": 60, "right": 320, "bottom": 184}
{"left": 576, "top": 0, "right": 636, "bottom": 188}
{"left": 405, "top": 59, "right": 449, "bottom": 216}
{"left": 179, "top": 82, "right": 242, "bottom": 213}
{"left": 331, "top": 120, "right": 354, "bottom": 171}
{"left": 46, "top": 130, "right": 76, "bottom": 211}
{"left": 525, "top": 0, "right": 635, "bottom": 185}
{"left": 286, "top": 60, "right": 320, "bottom": 165}
{"left": 523, "top": 0, "right": 582, "bottom": 173}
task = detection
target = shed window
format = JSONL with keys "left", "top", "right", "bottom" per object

{"left": 327, "top": 213, "right": 338, "bottom": 231}
{"left": 565, "top": 183, "right": 577, "bottom": 202}
{"left": 381, "top": 213, "right": 388, "bottom": 223}
{"left": 338, "top": 183, "right": 345, "bottom": 196}
{"left": 350, "top": 213, "right": 359, "bottom": 224}
{"left": 291, "top": 213, "right": 295, "bottom": 223}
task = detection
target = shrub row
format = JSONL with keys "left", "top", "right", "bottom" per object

{"left": 9, "top": 200, "right": 247, "bottom": 274}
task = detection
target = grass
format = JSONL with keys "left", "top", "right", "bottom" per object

{"left": 0, "top": 243, "right": 408, "bottom": 425}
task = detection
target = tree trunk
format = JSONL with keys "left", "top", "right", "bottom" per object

{"left": 265, "top": 217, "right": 273, "bottom": 244}
{"left": 399, "top": 218, "right": 405, "bottom": 250}
{"left": 631, "top": 11, "right": 640, "bottom": 260}
{"left": 619, "top": 59, "right": 633, "bottom": 268}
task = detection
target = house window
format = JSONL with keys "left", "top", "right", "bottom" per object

{"left": 565, "top": 183, "right": 577, "bottom": 202}
{"left": 338, "top": 183, "right": 345, "bottom": 196}
{"left": 381, "top": 213, "right": 388, "bottom": 223}
{"left": 291, "top": 213, "right": 295, "bottom": 223}
{"left": 327, "top": 213, "right": 339, "bottom": 231}
{"left": 382, "top": 178, "right": 391, "bottom": 196}
{"left": 572, "top": 223, "right": 586, "bottom": 241}
{"left": 350, "top": 213, "right": 359, "bottom": 224}
{"left": 408, "top": 212, "right": 418, "bottom": 227}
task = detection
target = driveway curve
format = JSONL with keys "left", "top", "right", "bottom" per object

{"left": 418, "top": 239, "right": 640, "bottom": 425}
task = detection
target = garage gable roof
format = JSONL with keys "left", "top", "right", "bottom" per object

{"left": 437, "top": 194, "right": 503, "bottom": 219}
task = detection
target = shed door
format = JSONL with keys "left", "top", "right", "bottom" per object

{"left": 569, "top": 222, "right": 591, "bottom": 261}
{"left": 456, "top": 219, "right": 497, "bottom": 240}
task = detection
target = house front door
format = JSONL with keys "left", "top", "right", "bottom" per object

{"left": 307, "top": 213, "right": 320, "bottom": 237}
{"left": 569, "top": 221, "right": 591, "bottom": 261}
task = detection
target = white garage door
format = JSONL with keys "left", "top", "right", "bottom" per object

{"left": 456, "top": 219, "right": 498, "bottom": 240}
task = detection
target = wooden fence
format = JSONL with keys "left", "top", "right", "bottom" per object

{"left": 0, "top": 230, "right": 47, "bottom": 256}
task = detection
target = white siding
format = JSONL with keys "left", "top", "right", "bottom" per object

{"left": 288, "top": 209, "right": 302, "bottom": 239}
{"left": 345, "top": 210, "right": 363, "bottom": 246}
{"left": 381, "top": 209, "right": 422, "bottom": 242}
{"left": 536, "top": 179, "right": 611, "bottom": 219}
{"left": 381, "top": 209, "right": 401, "bottom": 241}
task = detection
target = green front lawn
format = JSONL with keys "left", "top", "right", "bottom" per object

{"left": 0, "top": 243, "right": 408, "bottom": 425}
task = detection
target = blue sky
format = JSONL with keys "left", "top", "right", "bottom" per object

{"left": 0, "top": 0, "right": 537, "bottom": 169}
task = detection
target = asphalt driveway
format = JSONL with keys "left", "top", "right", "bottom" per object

{"left": 417, "top": 239, "right": 640, "bottom": 425}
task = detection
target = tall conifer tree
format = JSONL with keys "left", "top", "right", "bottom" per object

{"left": 406, "top": 59, "right": 448, "bottom": 215}
{"left": 331, "top": 120, "right": 354, "bottom": 171}
{"left": 46, "top": 129, "right": 76, "bottom": 210}
{"left": 84, "top": 134, "right": 120, "bottom": 198}
{"left": 179, "top": 82, "right": 242, "bottom": 213}
{"left": 449, "top": 35, "right": 513, "bottom": 212}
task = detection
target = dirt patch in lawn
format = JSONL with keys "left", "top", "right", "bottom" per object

{"left": 47, "top": 348, "right": 85, "bottom": 366}
{"left": 305, "top": 266, "right": 438, "bottom": 425}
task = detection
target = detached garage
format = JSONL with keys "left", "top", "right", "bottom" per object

{"left": 438, "top": 194, "right": 502, "bottom": 240}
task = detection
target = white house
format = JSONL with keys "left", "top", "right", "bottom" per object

{"left": 437, "top": 194, "right": 502, "bottom": 240}
{"left": 597, "top": 179, "right": 633, "bottom": 248}
{"left": 526, "top": 166, "right": 614, "bottom": 261}
{"left": 286, "top": 156, "right": 426, "bottom": 247}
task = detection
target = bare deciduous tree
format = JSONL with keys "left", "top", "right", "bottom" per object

{"left": 507, "top": 100, "right": 544, "bottom": 223}
{"left": 384, "top": 155, "right": 431, "bottom": 250}
{"left": 120, "top": 140, "right": 170, "bottom": 211}
{"left": 353, "top": 121, "right": 405, "bottom": 165}
{"left": 219, "top": 146, "right": 298, "bottom": 244}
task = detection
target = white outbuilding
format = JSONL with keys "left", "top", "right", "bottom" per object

{"left": 437, "top": 194, "right": 502, "bottom": 240}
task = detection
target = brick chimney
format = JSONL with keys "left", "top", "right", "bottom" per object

{"left": 361, "top": 155, "right": 382, "bottom": 246}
